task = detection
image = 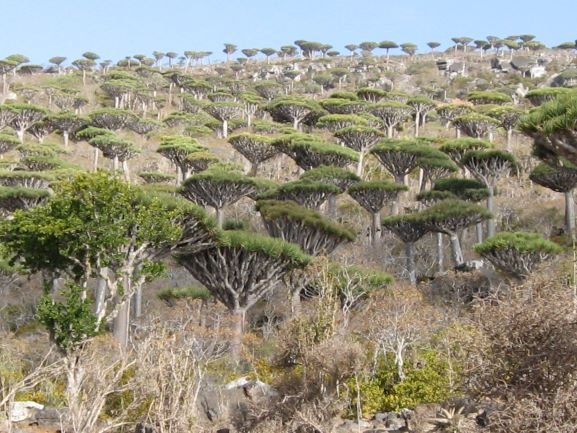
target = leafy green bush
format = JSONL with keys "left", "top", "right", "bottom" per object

{"left": 346, "top": 350, "right": 458, "bottom": 417}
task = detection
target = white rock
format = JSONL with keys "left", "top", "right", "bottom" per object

{"left": 9, "top": 401, "right": 44, "bottom": 422}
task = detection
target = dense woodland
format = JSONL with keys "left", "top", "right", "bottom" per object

{"left": 1, "top": 35, "right": 577, "bottom": 433}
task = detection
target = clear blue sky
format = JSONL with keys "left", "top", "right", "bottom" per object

{"left": 1, "top": 0, "right": 575, "bottom": 65}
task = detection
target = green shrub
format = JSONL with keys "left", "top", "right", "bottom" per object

{"left": 346, "top": 350, "right": 459, "bottom": 417}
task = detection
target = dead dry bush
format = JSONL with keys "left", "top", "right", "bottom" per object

{"left": 421, "top": 269, "right": 495, "bottom": 308}
{"left": 468, "top": 266, "right": 577, "bottom": 433}
{"left": 132, "top": 318, "right": 229, "bottom": 433}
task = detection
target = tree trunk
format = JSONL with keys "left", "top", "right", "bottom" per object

{"left": 291, "top": 288, "right": 302, "bottom": 317}
{"left": 414, "top": 112, "right": 420, "bottom": 137}
{"left": 565, "top": 189, "right": 576, "bottom": 240}
{"left": 222, "top": 119, "right": 228, "bottom": 139}
{"left": 94, "top": 268, "right": 108, "bottom": 322}
{"left": 487, "top": 186, "right": 496, "bottom": 237}
{"left": 133, "top": 284, "right": 143, "bottom": 319}
{"left": 476, "top": 222, "right": 483, "bottom": 243}
{"left": 16, "top": 128, "right": 24, "bottom": 143}
{"left": 406, "top": 242, "right": 416, "bottom": 285}
{"left": 436, "top": 233, "right": 444, "bottom": 273}
{"left": 231, "top": 308, "right": 245, "bottom": 362}
{"left": 371, "top": 211, "right": 381, "bottom": 246}
{"left": 506, "top": 128, "right": 513, "bottom": 152}
{"left": 248, "top": 162, "right": 258, "bottom": 177}
{"left": 92, "top": 148, "right": 99, "bottom": 172}
{"left": 418, "top": 168, "right": 425, "bottom": 192}
{"left": 215, "top": 207, "right": 225, "bottom": 228}
{"left": 395, "top": 346, "right": 406, "bottom": 381}
{"left": 122, "top": 160, "right": 130, "bottom": 183}
{"left": 293, "top": 118, "right": 299, "bottom": 130}
{"left": 113, "top": 298, "right": 130, "bottom": 349}
{"left": 449, "top": 232, "right": 464, "bottom": 266}
{"left": 63, "top": 131, "right": 69, "bottom": 149}
{"left": 356, "top": 151, "right": 365, "bottom": 177}
{"left": 386, "top": 125, "right": 394, "bottom": 138}
{"left": 327, "top": 194, "right": 337, "bottom": 219}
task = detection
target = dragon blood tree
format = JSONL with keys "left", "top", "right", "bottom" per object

{"left": 474, "top": 231, "right": 562, "bottom": 279}
{"left": 176, "top": 230, "right": 310, "bottom": 360}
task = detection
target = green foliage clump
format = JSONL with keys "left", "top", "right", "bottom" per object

{"left": 256, "top": 199, "right": 356, "bottom": 241}
{"left": 347, "top": 350, "right": 457, "bottom": 417}
{"left": 157, "top": 286, "right": 211, "bottom": 303}
{"left": 474, "top": 231, "right": 562, "bottom": 256}
{"left": 433, "top": 178, "right": 489, "bottom": 202}
{"left": 219, "top": 230, "right": 311, "bottom": 267}
{"left": 36, "top": 282, "right": 101, "bottom": 354}
{"left": 466, "top": 91, "right": 512, "bottom": 105}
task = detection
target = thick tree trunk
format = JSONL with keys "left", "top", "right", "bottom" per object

{"left": 476, "top": 222, "right": 483, "bottom": 243}
{"left": 291, "top": 288, "right": 302, "bottom": 317}
{"left": 506, "top": 128, "right": 513, "bottom": 152}
{"left": 216, "top": 207, "right": 225, "bottom": 228}
{"left": 122, "top": 160, "right": 130, "bottom": 183}
{"left": 386, "top": 125, "right": 394, "bottom": 138}
{"left": 222, "top": 119, "right": 228, "bottom": 139}
{"left": 487, "top": 186, "right": 496, "bottom": 237}
{"left": 436, "top": 233, "right": 444, "bottom": 273}
{"left": 94, "top": 268, "right": 108, "bottom": 321}
{"left": 327, "top": 195, "right": 337, "bottom": 219}
{"left": 133, "top": 285, "right": 143, "bottom": 319}
{"left": 63, "top": 131, "right": 69, "bottom": 149}
{"left": 371, "top": 211, "right": 381, "bottom": 246}
{"left": 231, "top": 308, "right": 245, "bottom": 362}
{"left": 565, "top": 190, "right": 576, "bottom": 240}
{"left": 16, "top": 128, "right": 24, "bottom": 143}
{"left": 356, "top": 151, "right": 365, "bottom": 177}
{"left": 406, "top": 242, "right": 416, "bottom": 285}
{"left": 248, "top": 162, "right": 258, "bottom": 177}
{"left": 449, "top": 232, "right": 464, "bottom": 266}
{"left": 113, "top": 298, "right": 130, "bottom": 349}
{"left": 414, "top": 112, "right": 420, "bottom": 137}
{"left": 418, "top": 168, "right": 425, "bottom": 192}
{"left": 93, "top": 148, "right": 99, "bottom": 172}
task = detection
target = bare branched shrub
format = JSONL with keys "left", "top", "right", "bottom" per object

{"left": 468, "top": 265, "right": 577, "bottom": 433}
{"left": 357, "top": 284, "right": 443, "bottom": 380}
{"left": 0, "top": 336, "right": 62, "bottom": 422}
{"left": 63, "top": 336, "right": 138, "bottom": 433}
{"left": 132, "top": 318, "right": 228, "bottom": 433}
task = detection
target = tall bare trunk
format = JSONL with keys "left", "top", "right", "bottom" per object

{"left": 487, "top": 186, "right": 496, "bottom": 237}
{"left": 371, "top": 211, "right": 381, "bottom": 246}
{"left": 449, "top": 232, "right": 464, "bottom": 266}
{"left": 327, "top": 195, "right": 337, "bottom": 219}
{"left": 113, "top": 298, "right": 130, "bottom": 349}
{"left": 414, "top": 112, "right": 420, "bottom": 137}
{"left": 436, "top": 233, "right": 444, "bottom": 273}
{"left": 356, "top": 151, "right": 365, "bottom": 177}
{"left": 92, "top": 148, "right": 99, "bottom": 172}
{"left": 231, "top": 308, "right": 245, "bottom": 362}
{"left": 222, "top": 119, "right": 228, "bottom": 138}
{"left": 406, "top": 242, "right": 416, "bottom": 285}
{"left": 216, "top": 207, "right": 225, "bottom": 228}
{"left": 566, "top": 190, "right": 576, "bottom": 240}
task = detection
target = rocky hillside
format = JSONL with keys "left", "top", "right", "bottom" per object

{"left": 1, "top": 40, "right": 577, "bottom": 433}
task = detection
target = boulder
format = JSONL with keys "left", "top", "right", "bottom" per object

{"left": 32, "top": 406, "right": 65, "bottom": 424}
{"left": 9, "top": 401, "right": 44, "bottom": 422}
